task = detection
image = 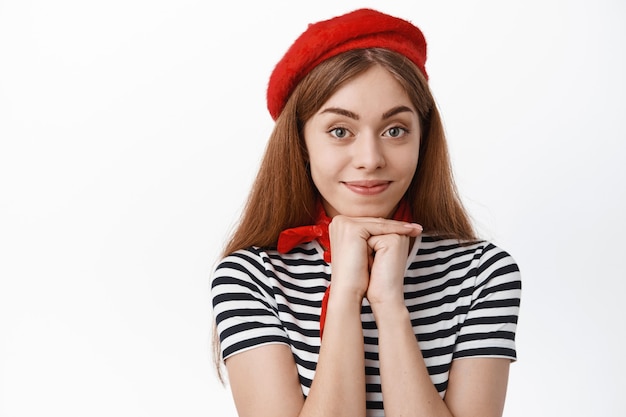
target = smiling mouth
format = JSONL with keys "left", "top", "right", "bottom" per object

{"left": 342, "top": 180, "right": 391, "bottom": 195}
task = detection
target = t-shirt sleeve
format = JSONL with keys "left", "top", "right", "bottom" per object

{"left": 453, "top": 243, "right": 522, "bottom": 361}
{"left": 211, "top": 248, "right": 290, "bottom": 360}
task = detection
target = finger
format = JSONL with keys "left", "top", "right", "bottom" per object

{"left": 359, "top": 219, "right": 422, "bottom": 238}
{"left": 367, "top": 233, "right": 410, "bottom": 253}
{"left": 402, "top": 223, "right": 423, "bottom": 236}
{"left": 329, "top": 215, "right": 423, "bottom": 240}
{"left": 368, "top": 250, "right": 374, "bottom": 272}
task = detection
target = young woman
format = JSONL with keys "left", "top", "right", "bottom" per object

{"left": 211, "top": 8, "right": 521, "bottom": 417}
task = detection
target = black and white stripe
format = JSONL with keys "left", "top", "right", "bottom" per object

{"left": 211, "top": 235, "right": 521, "bottom": 416}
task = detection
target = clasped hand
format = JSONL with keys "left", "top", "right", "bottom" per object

{"left": 328, "top": 216, "right": 422, "bottom": 306}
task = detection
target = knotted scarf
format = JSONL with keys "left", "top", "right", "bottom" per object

{"left": 277, "top": 200, "right": 413, "bottom": 339}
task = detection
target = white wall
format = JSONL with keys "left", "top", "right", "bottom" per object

{"left": 1, "top": 1, "right": 624, "bottom": 415}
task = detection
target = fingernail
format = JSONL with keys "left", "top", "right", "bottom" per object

{"left": 404, "top": 223, "right": 423, "bottom": 232}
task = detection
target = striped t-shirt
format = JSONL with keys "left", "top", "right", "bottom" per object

{"left": 211, "top": 234, "right": 521, "bottom": 414}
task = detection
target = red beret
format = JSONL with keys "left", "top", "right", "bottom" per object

{"left": 267, "top": 8, "right": 428, "bottom": 120}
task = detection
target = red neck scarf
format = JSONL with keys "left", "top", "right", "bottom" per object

{"left": 277, "top": 199, "right": 413, "bottom": 339}
{"left": 277, "top": 200, "right": 333, "bottom": 262}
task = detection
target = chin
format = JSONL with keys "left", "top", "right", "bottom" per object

{"left": 337, "top": 204, "right": 396, "bottom": 219}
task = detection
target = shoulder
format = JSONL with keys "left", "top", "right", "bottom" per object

{"left": 211, "top": 247, "right": 275, "bottom": 293}
{"left": 418, "top": 234, "right": 518, "bottom": 265}
{"left": 210, "top": 248, "right": 276, "bottom": 308}
{"left": 214, "top": 247, "right": 271, "bottom": 275}
{"left": 212, "top": 244, "right": 328, "bottom": 289}
{"left": 414, "top": 235, "right": 521, "bottom": 287}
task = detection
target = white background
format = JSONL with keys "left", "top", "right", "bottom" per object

{"left": 1, "top": 0, "right": 625, "bottom": 416}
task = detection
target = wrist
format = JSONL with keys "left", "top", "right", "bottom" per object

{"left": 369, "top": 299, "right": 410, "bottom": 323}
{"left": 328, "top": 285, "right": 366, "bottom": 307}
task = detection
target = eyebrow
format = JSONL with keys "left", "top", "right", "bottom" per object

{"left": 382, "top": 105, "right": 414, "bottom": 119}
{"left": 319, "top": 105, "right": 414, "bottom": 120}
{"left": 320, "top": 107, "right": 359, "bottom": 120}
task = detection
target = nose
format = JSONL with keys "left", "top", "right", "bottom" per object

{"left": 352, "top": 132, "right": 385, "bottom": 170}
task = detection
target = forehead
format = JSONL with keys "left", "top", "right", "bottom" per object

{"left": 317, "top": 66, "right": 414, "bottom": 116}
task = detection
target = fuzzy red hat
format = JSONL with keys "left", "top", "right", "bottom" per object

{"left": 266, "top": 8, "right": 428, "bottom": 120}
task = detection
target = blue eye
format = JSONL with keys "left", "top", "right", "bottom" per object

{"left": 385, "top": 127, "right": 408, "bottom": 138}
{"left": 330, "top": 127, "right": 348, "bottom": 138}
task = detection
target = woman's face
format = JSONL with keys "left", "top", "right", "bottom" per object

{"left": 303, "top": 65, "right": 421, "bottom": 218}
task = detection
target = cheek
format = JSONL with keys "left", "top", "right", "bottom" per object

{"left": 393, "top": 149, "right": 420, "bottom": 179}
{"left": 306, "top": 147, "right": 325, "bottom": 183}
{"left": 307, "top": 152, "right": 349, "bottom": 197}
{"left": 308, "top": 146, "right": 344, "bottom": 176}
{"left": 308, "top": 157, "right": 333, "bottom": 186}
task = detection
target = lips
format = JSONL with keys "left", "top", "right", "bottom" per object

{"left": 342, "top": 180, "right": 391, "bottom": 195}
